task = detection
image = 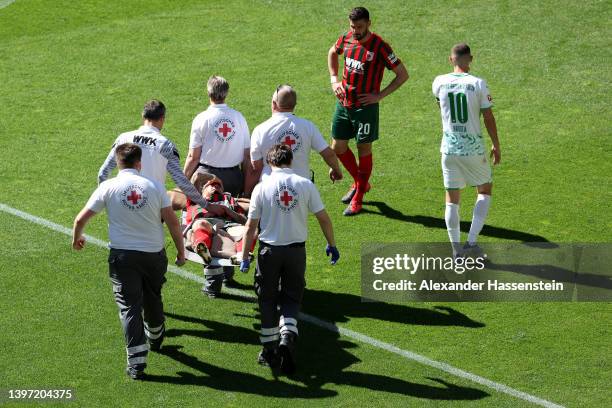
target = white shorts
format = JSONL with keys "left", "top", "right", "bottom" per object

{"left": 441, "top": 154, "right": 492, "bottom": 190}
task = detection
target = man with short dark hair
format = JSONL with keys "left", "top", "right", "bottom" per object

{"left": 432, "top": 43, "right": 500, "bottom": 256}
{"left": 183, "top": 76, "right": 251, "bottom": 197}
{"left": 73, "top": 143, "right": 186, "bottom": 380}
{"left": 328, "top": 6, "right": 409, "bottom": 215}
{"left": 240, "top": 144, "right": 340, "bottom": 374}
{"left": 248, "top": 84, "right": 342, "bottom": 194}
{"left": 98, "top": 99, "right": 224, "bottom": 216}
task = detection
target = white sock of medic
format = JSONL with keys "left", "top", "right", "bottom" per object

{"left": 445, "top": 203, "right": 460, "bottom": 244}
{"left": 467, "top": 194, "right": 491, "bottom": 245}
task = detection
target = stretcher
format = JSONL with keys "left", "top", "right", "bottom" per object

{"left": 181, "top": 212, "right": 252, "bottom": 267}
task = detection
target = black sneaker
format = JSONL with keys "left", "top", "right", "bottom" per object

{"left": 279, "top": 332, "right": 297, "bottom": 375}
{"left": 463, "top": 242, "right": 485, "bottom": 259}
{"left": 125, "top": 367, "right": 145, "bottom": 380}
{"left": 341, "top": 183, "right": 371, "bottom": 204}
{"left": 257, "top": 347, "right": 280, "bottom": 368}
{"left": 196, "top": 243, "right": 212, "bottom": 264}
{"left": 201, "top": 287, "right": 218, "bottom": 298}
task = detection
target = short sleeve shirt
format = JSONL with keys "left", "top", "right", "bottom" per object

{"left": 250, "top": 112, "right": 328, "bottom": 179}
{"left": 189, "top": 104, "right": 250, "bottom": 167}
{"left": 248, "top": 167, "right": 324, "bottom": 245}
{"left": 335, "top": 32, "right": 402, "bottom": 108}
{"left": 86, "top": 169, "right": 171, "bottom": 252}
{"left": 432, "top": 73, "right": 493, "bottom": 155}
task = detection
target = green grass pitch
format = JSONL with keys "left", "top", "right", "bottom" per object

{"left": 0, "top": 0, "right": 610, "bottom": 407}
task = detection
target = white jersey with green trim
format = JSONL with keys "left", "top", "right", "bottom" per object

{"left": 432, "top": 73, "right": 493, "bottom": 156}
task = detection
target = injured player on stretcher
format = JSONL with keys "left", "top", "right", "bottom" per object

{"left": 169, "top": 170, "right": 254, "bottom": 265}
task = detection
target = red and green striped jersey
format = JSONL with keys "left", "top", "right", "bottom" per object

{"left": 335, "top": 32, "right": 401, "bottom": 108}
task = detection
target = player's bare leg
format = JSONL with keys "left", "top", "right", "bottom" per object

{"left": 445, "top": 189, "right": 462, "bottom": 256}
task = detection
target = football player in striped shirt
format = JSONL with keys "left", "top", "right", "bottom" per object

{"left": 328, "top": 6, "right": 409, "bottom": 215}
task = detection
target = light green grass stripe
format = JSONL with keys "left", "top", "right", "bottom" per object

{"left": 0, "top": 202, "right": 566, "bottom": 408}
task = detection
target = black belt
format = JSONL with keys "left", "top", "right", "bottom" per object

{"left": 199, "top": 163, "right": 240, "bottom": 170}
{"left": 260, "top": 241, "right": 305, "bottom": 248}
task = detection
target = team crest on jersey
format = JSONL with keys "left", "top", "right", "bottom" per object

{"left": 277, "top": 130, "right": 302, "bottom": 153}
{"left": 213, "top": 118, "right": 236, "bottom": 142}
{"left": 366, "top": 51, "right": 374, "bottom": 61}
{"left": 120, "top": 184, "right": 148, "bottom": 210}
{"left": 275, "top": 183, "right": 299, "bottom": 212}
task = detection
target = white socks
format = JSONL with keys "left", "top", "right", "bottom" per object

{"left": 445, "top": 203, "right": 460, "bottom": 244}
{"left": 467, "top": 194, "right": 491, "bottom": 244}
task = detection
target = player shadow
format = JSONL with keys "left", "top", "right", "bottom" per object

{"left": 164, "top": 312, "right": 258, "bottom": 345}
{"left": 287, "top": 322, "right": 489, "bottom": 401}
{"left": 361, "top": 201, "right": 553, "bottom": 244}
{"left": 149, "top": 312, "right": 489, "bottom": 401}
{"left": 302, "top": 289, "right": 485, "bottom": 328}
{"left": 202, "top": 291, "right": 254, "bottom": 303}
{"left": 143, "top": 345, "right": 336, "bottom": 398}
{"left": 485, "top": 261, "right": 612, "bottom": 291}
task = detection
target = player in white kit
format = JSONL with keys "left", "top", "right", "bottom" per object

{"left": 432, "top": 43, "right": 500, "bottom": 256}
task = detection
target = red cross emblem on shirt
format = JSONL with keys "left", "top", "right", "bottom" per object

{"left": 218, "top": 123, "right": 233, "bottom": 137}
{"left": 283, "top": 135, "right": 296, "bottom": 148}
{"left": 127, "top": 190, "right": 141, "bottom": 205}
{"left": 280, "top": 190, "right": 293, "bottom": 206}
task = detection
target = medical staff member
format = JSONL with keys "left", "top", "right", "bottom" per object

{"left": 183, "top": 75, "right": 251, "bottom": 196}
{"left": 247, "top": 84, "right": 342, "bottom": 194}
{"left": 98, "top": 99, "right": 225, "bottom": 216}
{"left": 240, "top": 144, "right": 340, "bottom": 374}
{"left": 73, "top": 143, "right": 185, "bottom": 380}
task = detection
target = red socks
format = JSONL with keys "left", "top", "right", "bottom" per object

{"left": 354, "top": 153, "right": 373, "bottom": 203}
{"left": 337, "top": 149, "right": 359, "bottom": 182}
{"left": 192, "top": 228, "right": 212, "bottom": 250}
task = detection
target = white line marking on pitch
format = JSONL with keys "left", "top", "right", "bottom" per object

{"left": 0, "top": 0, "right": 15, "bottom": 10}
{"left": 0, "top": 203, "right": 565, "bottom": 408}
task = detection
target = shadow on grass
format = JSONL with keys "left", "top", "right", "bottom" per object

{"left": 144, "top": 345, "right": 336, "bottom": 398}
{"left": 147, "top": 313, "right": 489, "bottom": 402}
{"left": 165, "top": 312, "right": 259, "bottom": 345}
{"left": 302, "top": 289, "right": 485, "bottom": 328}
{"left": 362, "top": 201, "right": 552, "bottom": 244}
{"left": 486, "top": 261, "right": 612, "bottom": 291}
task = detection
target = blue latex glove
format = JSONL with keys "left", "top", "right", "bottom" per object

{"left": 239, "top": 259, "right": 250, "bottom": 273}
{"left": 325, "top": 244, "right": 340, "bottom": 265}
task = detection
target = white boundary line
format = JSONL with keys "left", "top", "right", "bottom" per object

{"left": 0, "top": 0, "right": 15, "bottom": 10}
{"left": 0, "top": 203, "right": 564, "bottom": 408}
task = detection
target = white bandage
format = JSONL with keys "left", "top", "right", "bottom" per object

{"left": 330, "top": 75, "right": 338, "bottom": 84}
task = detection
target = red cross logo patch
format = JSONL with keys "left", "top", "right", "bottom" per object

{"left": 121, "top": 185, "right": 148, "bottom": 210}
{"left": 214, "top": 118, "right": 236, "bottom": 142}
{"left": 276, "top": 130, "right": 301, "bottom": 152}
{"left": 275, "top": 184, "right": 299, "bottom": 212}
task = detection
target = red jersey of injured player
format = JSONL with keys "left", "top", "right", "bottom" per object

{"left": 185, "top": 177, "right": 251, "bottom": 263}
{"left": 185, "top": 178, "right": 246, "bottom": 225}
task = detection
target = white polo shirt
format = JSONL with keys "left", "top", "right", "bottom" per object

{"left": 248, "top": 167, "right": 325, "bottom": 246}
{"left": 86, "top": 169, "right": 171, "bottom": 252}
{"left": 189, "top": 103, "right": 250, "bottom": 168}
{"left": 250, "top": 112, "right": 328, "bottom": 179}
